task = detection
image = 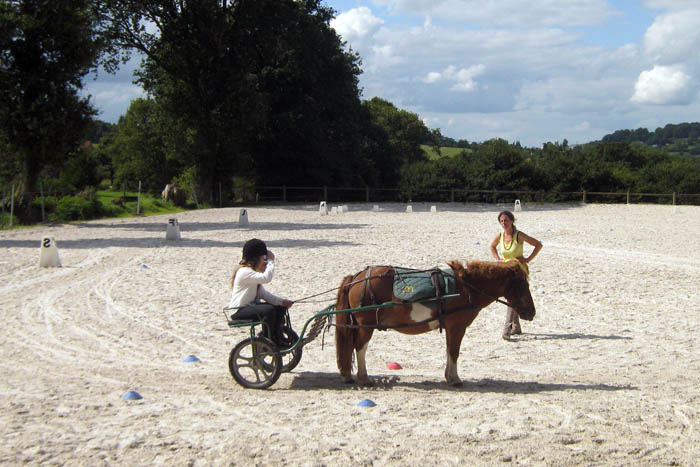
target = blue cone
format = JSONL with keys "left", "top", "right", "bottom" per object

{"left": 139, "top": 264, "right": 148, "bottom": 269}
{"left": 122, "top": 390, "right": 142, "bottom": 400}
{"left": 357, "top": 399, "right": 376, "bottom": 407}
{"left": 474, "top": 242, "right": 480, "bottom": 246}
{"left": 183, "top": 355, "right": 200, "bottom": 363}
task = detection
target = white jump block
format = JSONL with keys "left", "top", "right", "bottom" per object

{"left": 331, "top": 206, "right": 337, "bottom": 214}
{"left": 673, "top": 206, "right": 679, "bottom": 214}
{"left": 39, "top": 237, "right": 61, "bottom": 268}
{"left": 319, "top": 201, "right": 328, "bottom": 215}
{"left": 406, "top": 205, "right": 413, "bottom": 213}
{"left": 372, "top": 205, "right": 379, "bottom": 212}
{"left": 239, "top": 209, "right": 249, "bottom": 227}
{"left": 166, "top": 218, "right": 181, "bottom": 240}
{"left": 337, "top": 206, "right": 344, "bottom": 214}
{"left": 430, "top": 205, "right": 437, "bottom": 213}
{"left": 514, "top": 199, "right": 522, "bottom": 212}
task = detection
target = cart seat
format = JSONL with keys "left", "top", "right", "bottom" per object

{"left": 227, "top": 317, "right": 262, "bottom": 327}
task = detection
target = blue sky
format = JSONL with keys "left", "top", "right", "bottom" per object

{"left": 83, "top": 0, "right": 700, "bottom": 147}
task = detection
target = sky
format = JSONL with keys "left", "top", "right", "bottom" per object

{"left": 83, "top": 0, "right": 700, "bottom": 147}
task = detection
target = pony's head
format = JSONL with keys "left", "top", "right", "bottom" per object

{"left": 502, "top": 263, "right": 535, "bottom": 321}
{"left": 449, "top": 260, "right": 536, "bottom": 321}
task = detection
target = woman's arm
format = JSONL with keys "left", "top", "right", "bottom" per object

{"left": 489, "top": 234, "right": 501, "bottom": 261}
{"left": 237, "top": 260, "right": 275, "bottom": 285}
{"left": 518, "top": 232, "right": 542, "bottom": 264}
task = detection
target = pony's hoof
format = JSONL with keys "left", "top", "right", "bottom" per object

{"left": 450, "top": 381, "right": 463, "bottom": 388}
{"left": 342, "top": 377, "right": 354, "bottom": 384}
{"left": 502, "top": 333, "right": 511, "bottom": 341}
{"left": 358, "top": 379, "right": 374, "bottom": 387}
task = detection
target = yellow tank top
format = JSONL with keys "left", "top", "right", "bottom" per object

{"left": 500, "top": 230, "right": 529, "bottom": 276}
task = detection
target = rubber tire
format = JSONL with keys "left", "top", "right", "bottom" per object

{"left": 229, "top": 336, "right": 282, "bottom": 389}
{"left": 279, "top": 326, "right": 302, "bottom": 373}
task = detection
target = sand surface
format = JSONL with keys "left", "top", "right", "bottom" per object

{"left": 1, "top": 203, "right": 699, "bottom": 466}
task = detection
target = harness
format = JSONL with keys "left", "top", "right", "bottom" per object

{"left": 333, "top": 265, "right": 522, "bottom": 333}
{"left": 343, "top": 266, "right": 471, "bottom": 333}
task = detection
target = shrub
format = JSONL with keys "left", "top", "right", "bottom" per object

{"left": 55, "top": 195, "right": 103, "bottom": 221}
{"left": 0, "top": 212, "right": 19, "bottom": 228}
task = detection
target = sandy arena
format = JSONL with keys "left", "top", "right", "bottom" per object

{"left": 1, "top": 203, "right": 699, "bottom": 465}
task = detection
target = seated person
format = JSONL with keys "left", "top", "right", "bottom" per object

{"left": 228, "top": 238, "right": 294, "bottom": 345}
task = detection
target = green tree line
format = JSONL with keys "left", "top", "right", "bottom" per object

{"left": 2, "top": 0, "right": 700, "bottom": 225}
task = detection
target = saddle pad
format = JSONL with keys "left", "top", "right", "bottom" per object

{"left": 393, "top": 267, "right": 457, "bottom": 302}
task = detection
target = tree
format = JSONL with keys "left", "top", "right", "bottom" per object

{"left": 110, "top": 98, "right": 180, "bottom": 192}
{"left": 364, "top": 97, "right": 430, "bottom": 165}
{"left": 102, "top": 0, "right": 366, "bottom": 201}
{"left": 0, "top": 0, "right": 110, "bottom": 221}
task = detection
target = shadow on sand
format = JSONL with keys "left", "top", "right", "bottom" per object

{"left": 284, "top": 371, "right": 636, "bottom": 393}
{"left": 520, "top": 332, "right": 633, "bottom": 341}
{"left": 74, "top": 220, "right": 369, "bottom": 232}
{"left": 0, "top": 237, "right": 359, "bottom": 250}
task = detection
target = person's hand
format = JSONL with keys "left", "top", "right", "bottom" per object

{"left": 517, "top": 256, "right": 527, "bottom": 264}
{"left": 266, "top": 250, "right": 275, "bottom": 260}
{"left": 282, "top": 299, "right": 294, "bottom": 308}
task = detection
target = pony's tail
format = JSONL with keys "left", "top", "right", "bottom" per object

{"left": 335, "top": 274, "right": 355, "bottom": 376}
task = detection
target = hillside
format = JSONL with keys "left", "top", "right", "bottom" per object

{"left": 601, "top": 122, "right": 700, "bottom": 158}
{"left": 420, "top": 144, "right": 472, "bottom": 160}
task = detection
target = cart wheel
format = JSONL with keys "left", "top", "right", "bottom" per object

{"left": 229, "top": 337, "right": 281, "bottom": 389}
{"left": 278, "top": 326, "right": 302, "bottom": 373}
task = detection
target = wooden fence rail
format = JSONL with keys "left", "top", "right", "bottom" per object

{"left": 252, "top": 185, "right": 700, "bottom": 205}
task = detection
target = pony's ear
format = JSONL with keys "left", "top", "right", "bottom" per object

{"left": 447, "top": 260, "right": 467, "bottom": 282}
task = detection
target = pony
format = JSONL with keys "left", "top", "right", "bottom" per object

{"left": 334, "top": 260, "right": 536, "bottom": 386}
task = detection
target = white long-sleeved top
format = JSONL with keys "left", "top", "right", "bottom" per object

{"left": 228, "top": 260, "right": 283, "bottom": 309}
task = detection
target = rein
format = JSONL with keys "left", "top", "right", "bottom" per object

{"left": 293, "top": 264, "right": 525, "bottom": 332}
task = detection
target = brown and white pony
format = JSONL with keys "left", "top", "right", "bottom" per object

{"left": 334, "top": 260, "right": 535, "bottom": 386}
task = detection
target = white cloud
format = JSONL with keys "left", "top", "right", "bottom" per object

{"left": 422, "top": 64, "right": 485, "bottom": 92}
{"left": 631, "top": 65, "right": 694, "bottom": 105}
{"left": 643, "top": 8, "right": 700, "bottom": 64}
{"left": 372, "top": 0, "right": 615, "bottom": 27}
{"left": 331, "top": 7, "right": 384, "bottom": 44}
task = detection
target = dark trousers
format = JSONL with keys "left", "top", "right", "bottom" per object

{"left": 232, "top": 302, "right": 286, "bottom": 340}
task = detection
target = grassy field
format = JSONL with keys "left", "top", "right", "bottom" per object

{"left": 421, "top": 145, "right": 471, "bottom": 160}
{"left": 97, "top": 190, "right": 184, "bottom": 218}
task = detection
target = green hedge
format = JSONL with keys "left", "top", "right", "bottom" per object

{"left": 55, "top": 196, "right": 104, "bottom": 221}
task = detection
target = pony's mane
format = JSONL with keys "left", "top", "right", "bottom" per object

{"left": 448, "top": 259, "right": 525, "bottom": 282}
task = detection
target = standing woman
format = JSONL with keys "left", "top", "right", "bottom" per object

{"left": 229, "top": 239, "right": 294, "bottom": 345}
{"left": 489, "top": 210, "right": 542, "bottom": 340}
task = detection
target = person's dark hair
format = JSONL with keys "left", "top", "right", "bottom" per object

{"left": 497, "top": 210, "right": 517, "bottom": 234}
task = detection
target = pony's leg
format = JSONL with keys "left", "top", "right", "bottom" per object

{"left": 355, "top": 329, "right": 374, "bottom": 385}
{"left": 445, "top": 323, "right": 468, "bottom": 385}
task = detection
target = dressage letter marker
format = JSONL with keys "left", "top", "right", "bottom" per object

{"left": 406, "top": 205, "right": 413, "bottom": 213}
{"left": 430, "top": 206, "right": 437, "bottom": 213}
{"left": 514, "top": 199, "right": 522, "bottom": 212}
{"left": 372, "top": 205, "right": 379, "bottom": 212}
{"left": 166, "top": 218, "right": 181, "bottom": 241}
{"left": 39, "top": 237, "right": 61, "bottom": 268}
{"left": 239, "top": 209, "right": 249, "bottom": 227}
{"left": 319, "top": 201, "right": 328, "bottom": 215}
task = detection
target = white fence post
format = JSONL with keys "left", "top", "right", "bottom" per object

{"left": 136, "top": 180, "right": 141, "bottom": 215}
